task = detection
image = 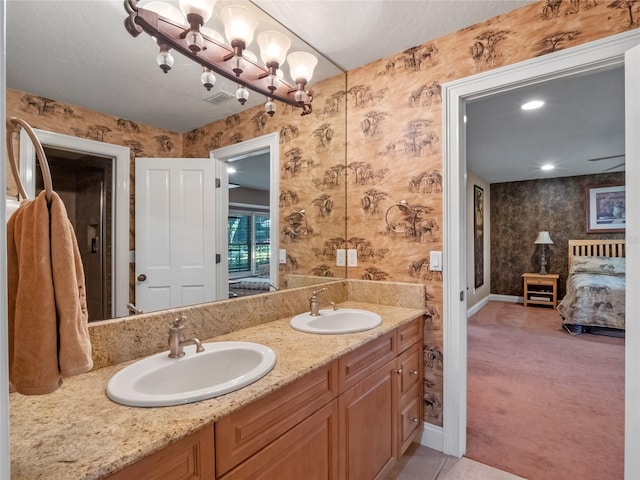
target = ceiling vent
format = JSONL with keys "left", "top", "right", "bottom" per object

{"left": 203, "top": 91, "right": 235, "bottom": 105}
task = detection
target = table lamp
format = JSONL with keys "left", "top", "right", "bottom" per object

{"left": 534, "top": 230, "right": 553, "bottom": 274}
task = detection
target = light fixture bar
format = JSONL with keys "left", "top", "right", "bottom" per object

{"left": 124, "top": 1, "right": 313, "bottom": 115}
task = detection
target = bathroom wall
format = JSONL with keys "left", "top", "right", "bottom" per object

{"left": 340, "top": 2, "right": 638, "bottom": 425}
{"left": 491, "top": 172, "right": 625, "bottom": 300}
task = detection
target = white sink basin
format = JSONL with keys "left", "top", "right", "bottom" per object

{"left": 290, "top": 308, "right": 382, "bottom": 334}
{"left": 106, "top": 341, "right": 276, "bottom": 407}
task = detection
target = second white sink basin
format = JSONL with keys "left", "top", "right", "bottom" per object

{"left": 290, "top": 308, "right": 382, "bottom": 334}
{"left": 106, "top": 341, "right": 276, "bottom": 407}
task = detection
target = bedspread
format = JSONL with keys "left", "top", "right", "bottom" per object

{"left": 557, "top": 272, "right": 625, "bottom": 330}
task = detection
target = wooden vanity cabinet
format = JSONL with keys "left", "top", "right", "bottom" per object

{"left": 338, "top": 317, "right": 424, "bottom": 480}
{"left": 108, "top": 317, "right": 424, "bottom": 480}
{"left": 105, "top": 425, "right": 214, "bottom": 480}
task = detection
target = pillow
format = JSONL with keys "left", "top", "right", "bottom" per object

{"left": 570, "top": 255, "right": 625, "bottom": 276}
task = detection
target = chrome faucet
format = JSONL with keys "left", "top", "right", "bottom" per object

{"left": 309, "top": 288, "right": 338, "bottom": 316}
{"left": 168, "top": 316, "right": 205, "bottom": 358}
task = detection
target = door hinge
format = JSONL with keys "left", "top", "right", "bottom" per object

{"left": 215, "top": 253, "right": 221, "bottom": 264}
{"left": 215, "top": 178, "right": 221, "bottom": 188}
{"left": 460, "top": 290, "right": 464, "bottom": 301}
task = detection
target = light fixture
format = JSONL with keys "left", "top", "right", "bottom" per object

{"left": 521, "top": 100, "right": 544, "bottom": 110}
{"left": 534, "top": 230, "right": 554, "bottom": 275}
{"left": 541, "top": 163, "right": 554, "bottom": 171}
{"left": 124, "top": 0, "right": 316, "bottom": 115}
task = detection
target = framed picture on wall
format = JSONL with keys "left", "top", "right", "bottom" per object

{"left": 585, "top": 184, "right": 625, "bottom": 233}
{"left": 473, "top": 185, "right": 484, "bottom": 288}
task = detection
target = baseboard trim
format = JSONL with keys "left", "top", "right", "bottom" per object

{"left": 419, "top": 422, "right": 444, "bottom": 452}
{"left": 467, "top": 296, "right": 489, "bottom": 317}
{"left": 489, "top": 294, "right": 522, "bottom": 304}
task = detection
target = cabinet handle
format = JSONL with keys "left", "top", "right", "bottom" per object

{"left": 395, "top": 368, "right": 403, "bottom": 375}
{"left": 410, "top": 417, "right": 419, "bottom": 423}
{"left": 410, "top": 369, "right": 418, "bottom": 375}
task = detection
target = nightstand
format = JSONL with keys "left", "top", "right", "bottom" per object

{"left": 522, "top": 273, "right": 560, "bottom": 308}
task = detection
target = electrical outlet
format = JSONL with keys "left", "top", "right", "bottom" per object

{"left": 336, "top": 249, "right": 346, "bottom": 267}
{"left": 279, "top": 249, "right": 287, "bottom": 264}
{"left": 347, "top": 249, "right": 358, "bottom": 267}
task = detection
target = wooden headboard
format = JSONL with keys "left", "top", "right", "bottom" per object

{"left": 568, "top": 239, "right": 626, "bottom": 271}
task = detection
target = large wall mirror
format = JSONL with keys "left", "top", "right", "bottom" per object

{"left": 6, "top": 1, "right": 347, "bottom": 320}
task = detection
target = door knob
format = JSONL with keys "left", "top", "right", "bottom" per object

{"left": 137, "top": 274, "right": 147, "bottom": 281}
{"left": 410, "top": 369, "right": 419, "bottom": 375}
{"left": 394, "top": 368, "right": 403, "bottom": 375}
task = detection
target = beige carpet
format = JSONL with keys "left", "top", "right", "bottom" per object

{"left": 466, "top": 301, "right": 624, "bottom": 480}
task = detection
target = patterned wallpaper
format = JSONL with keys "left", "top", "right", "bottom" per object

{"left": 5, "top": 0, "right": 638, "bottom": 427}
{"left": 340, "top": 1, "right": 637, "bottom": 425}
{"left": 491, "top": 172, "right": 625, "bottom": 300}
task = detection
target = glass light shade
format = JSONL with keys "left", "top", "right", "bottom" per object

{"left": 287, "top": 51, "right": 318, "bottom": 83}
{"left": 265, "top": 99, "right": 277, "bottom": 116}
{"left": 220, "top": 4, "right": 258, "bottom": 46}
{"left": 143, "top": 2, "right": 186, "bottom": 25}
{"left": 179, "top": 0, "right": 217, "bottom": 22}
{"left": 186, "top": 29, "right": 204, "bottom": 51}
{"left": 534, "top": 230, "right": 553, "bottom": 244}
{"left": 257, "top": 31, "right": 291, "bottom": 66}
{"left": 201, "top": 27, "right": 224, "bottom": 44}
{"left": 156, "top": 46, "right": 174, "bottom": 72}
{"left": 201, "top": 67, "right": 216, "bottom": 90}
{"left": 235, "top": 85, "right": 250, "bottom": 104}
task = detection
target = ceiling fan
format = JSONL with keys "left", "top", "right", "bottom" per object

{"left": 587, "top": 154, "right": 625, "bottom": 172}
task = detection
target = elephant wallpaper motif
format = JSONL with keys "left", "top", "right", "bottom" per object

{"left": 5, "top": 0, "right": 638, "bottom": 426}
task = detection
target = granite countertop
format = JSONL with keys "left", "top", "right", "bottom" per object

{"left": 10, "top": 301, "right": 424, "bottom": 480}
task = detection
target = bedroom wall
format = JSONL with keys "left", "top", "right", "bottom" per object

{"left": 490, "top": 172, "right": 625, "bottom": 300}
{"left": 467, "top": 170, "right": 491, "bottom": 310}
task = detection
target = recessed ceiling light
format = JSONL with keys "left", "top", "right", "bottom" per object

{"left": 522, "top": 100, "right": 545, "bottom": 110}
{"left": 541, "top": 164, "right": 554, "bottom": 171}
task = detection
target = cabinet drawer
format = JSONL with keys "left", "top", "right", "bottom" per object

{"left": 215, "top": 361, "right": 338, "bottom": 477}
{"left": 106, "top": 425, "right": 214, "bottom": 480}
{"left": 397, "top": 317, "right": 423, "bottom": 354}
{"left": 397, "top": 342, "right": 422, "bottom": 397}
{"left": 528, "top": 278, "right": 554, "bottom": 286}
{"left": 398, "top": 383, "right": 423, "bottom": 456}
{"left": 338, "top": 330, "right": 397, "bottom": 393}
{"left": 220, "top": 400, "right": 339, "bottom": 480}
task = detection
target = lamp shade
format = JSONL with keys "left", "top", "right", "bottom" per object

{"left": 144, "top": 2, "right": 186, "bottom": 25}
{"left": 178, "top": 0, "right": 217, "bottom": 22}
{"left": 287, "top": 51, "right": 318, "bottom": 83}
{"left": 220, "top": 4, "right": 258, "bottom": 46}
{"left": 257, "top": 31, "right": 291, "bottom": 66}
{"left": 534, "top": 230, "right": 553, "bottom": 245}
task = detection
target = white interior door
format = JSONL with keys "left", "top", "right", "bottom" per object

{"left": 135, "top": 157, "right": 218, "bottom": 313}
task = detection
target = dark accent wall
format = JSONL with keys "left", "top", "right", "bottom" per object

{"left": 490, "top": 172, "right": 625, "bottom": 299}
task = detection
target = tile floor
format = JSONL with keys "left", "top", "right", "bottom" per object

{"left": 386, "top": 443, "right": 527, "bottom": 480}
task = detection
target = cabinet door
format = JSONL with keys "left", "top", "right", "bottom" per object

{"left": 105, "top": 425, "right": 214, "bottom": 480}
{"left": 220, "top": 400, "right": 339, "bottom": 480}
{"left": 338, "top": 358, "right": 397, "bottom": 480}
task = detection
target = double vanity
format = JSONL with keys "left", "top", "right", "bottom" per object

{"left": 9, "top": 279, "right": 426, "bottom": 479}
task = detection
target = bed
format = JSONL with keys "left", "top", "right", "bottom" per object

{"left": 557, "top": 239, "right": 625, "bottom": 334}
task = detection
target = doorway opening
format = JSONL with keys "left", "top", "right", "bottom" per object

{"left": 36, "top": 147, "right": 113, "bottom": 321}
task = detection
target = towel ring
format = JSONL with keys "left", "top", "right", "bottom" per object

{"left": 285, "top": 209, "right": 308, "bottom": 236}
{"left": 385, "top": 200, "right": 416, "bottom": 234}
{"left": 6, "top": 117, "right": 53, "bottom": 202}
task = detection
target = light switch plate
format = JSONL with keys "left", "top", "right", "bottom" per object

{"left": 347, "top": 249, "right": 358, "bottom": 267}
{"left": 279, "top": 249, "right": 287, "bottom": 264}
{"left": 336, "top": 249, "right": 346, "bottom": 267}
{"left": 429, "top": 251, "right": 442, "bottom": 271}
